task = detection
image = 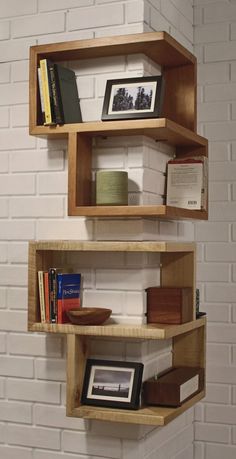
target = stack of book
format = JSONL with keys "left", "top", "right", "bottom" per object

{"left": 38, "top": 269, "right": 81, "bottom": 324}
{"left": 38, "top": 59, "right": 82, "bottom": 126}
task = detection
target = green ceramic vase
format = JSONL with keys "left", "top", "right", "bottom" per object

{"left": 96, "top": 170, "right": 128, "bottom": 206}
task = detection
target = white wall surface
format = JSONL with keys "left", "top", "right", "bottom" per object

{"left": 0, "top": 1, "right": 196, "bottom": 458}
{"left": 194, "top": 1, "right": 236, "bottom": 458}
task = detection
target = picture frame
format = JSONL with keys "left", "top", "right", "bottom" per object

{"left": 81, "top": 359, "right": 144, "bottom": 410}
{"left": 101, "top": 75, "right": 164, "bottom": 121}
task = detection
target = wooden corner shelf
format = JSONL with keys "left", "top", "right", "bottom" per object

{"left": 28, "top": 239, "right": 206, "bottom": 425}
{"left": 29, "top": 31, "right": 208, "bottom": 221}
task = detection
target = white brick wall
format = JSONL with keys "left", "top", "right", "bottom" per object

{"left": 0, "top": 1, "right": 196, "bottom": 458}
{"left": 194, "top": 0, "right": 236, "bottom": 457}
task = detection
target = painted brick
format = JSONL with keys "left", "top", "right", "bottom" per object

{"left": 0, "top": 0, "right": 37, "bottom": 18}
{"left": 7, "top": 288, "right": 27, "bottom": 310}
{"left": 0, "top": 333, "right": 6, "bottom": 353}
{"left": 33, "top": 452, "right": 103, "bottom": 459}
{"left": 10, "top": 197, "right": 64, "bottom": 218}
{"left": 0, "top": 378, "right": 4, "bottom": 397}
{"left": 0, "top": 244, "right": 7, "bottom": 263}
{"left": 0, "top": 289, "right": 6, "bottom": 309}
{"left": 92, "top": 146, "right": 126, "bottom": 169}
{"left": 195, "top": 23, "right": 228, "bottom": 44}
{"left": 94, "top": 219, "right": 158, "bottom": 240}
{"left": 197, "top": 62, "right": 229, "bottom": 84}
{"left": 35, "top": 358, "right": 66, "bottom": 382}
{"left": 39, "top": 0, "right": 93, "bottom": 11}
{"left": 231, "top": 62, "right": 236, "bottom": 82}
{"left": 208, "top": 142, "right": 230, "bottom": 161}
{"left": 11, "top": 61, "right": 29, "bottom": 82}
{"left": 12, "top": 12, "right": 65, "bottom": 38}
{"left": 62, "top": 430, "right": 121, "bottom": 457}
{"left": 205, "top": 383, "right": 230, "bottom": 404}
{"left": 0, "top": 21, "right": 9, "bottom": 40}
{"left": 233, "top": 386, "right": 236, "bottom": 404}
{"left": 160, "top": 0, "right": 180, "bottom": 28}
{"left": 34, "top": 404, "right": 87, "bottom": 430}
{"left": 0, "top": 63, "right": 10, "bottom": 83}
{"left": 150, "top": 8, "right": 170, "bottom": 32}
{"left": 195, "top": 222, "right": 229, "bottom": 242}
{"left": 205, "top": 83, "right": 236, "bottom": 103}
{"left": 205, "top": 42, "right": 236, "bottom": 63}
{"left": 10, "top": 150, "right": 64, "bottom": 172}
{"left": 0, "top": 107, "right": 9, "bottom": 128}
{"left": 207, "top": 343, "right": 230, "bottom": 365}
{"left": 0, "top": 266, "right": 27, "bottom": 287}
{"left": 36, "top": 219, "right": 93, "bottom": 240}
{"left": 0, "top": 221, "right": 35, "bottom": 240}
{"left": 38, "top": 172, "right": 67, "bottom": 195}
{"left": 195, "top": 422, "right": 230, "bottom": 443}
{"left": 7, "top": 424, "right": 60, "bottom": 450}
{"left": 206, "top": 285, "right": 236, "bottom": 303}
{"left": 80, "top": 97, "right": 104, "bottom": 122}
{"left": 95, "top": 23, "right": 144, "bottom": 38}
{"left": 0, "top": 38, "right": 36, "bottom": 62}
{"left": 207, "top": 365, "right": 236, "bottom": 384}
{"left": 67, "top": 4, "right": 124, "bottom": 31}
{"left": 0, "top": 356, "right": 33, "bottom": 378}
{"left": 126, "top": 1, "right": 148, "bottom": 24}
{"left": 207, "top": 323, "right": 236, "bottom": 343}
{"left": 179, "top": 13, "right": 193, "bottom": 42}
{"left": 0, "top": 174, "right": 35, "bottom": 196}
{"left": 0, "top": 198, "right": 8, "bottom": 217}
{"left": 198, "top": 102, "right": 229, "bottom": 122}
{"left": 204, "top": 2, "right": 236, "bottom": 23}
{"left": 7, "top": 379, "right": 60, "bottom": 404}
{"left": 0, "top": 446, "right": 32, "bottom": 459}
{"left": 203, "top": 303, "right": 230, "bottom": 323}
{"left": 209, "top": 182, "right": 229, "bottom": 202}
{"left": 7, "top": 242, "right": 28, "bottom": 264}
{"left": 11, "top": 105, "right": 28, "bottom": 127}
{"left": 83, "top": 290, "right": 123, "bottom": 313}
{"left": 0, "top": 400, "right": 31, "bottom": 423}
{"left": 0, "top": 129, "right": 36, "bottom": 151}
{"left": 0, "top": 153, "right": 8, "bottom": 172}
{"left": 194, "top": 442, "right": 204, "bottom": 459}
{"left": 0, "top": 310, "right": 26, "bottom": 332}
{"left": 8, "top": 334, "right": 62, "bottom": 357}
{"left": 206, "top": 404, "right": 236, "bottom": 424}
{"left": 96, "top": 268, "right": 158, "bottom": 290}
{"left": 172, "top": 0, "right": 193, "bottom": 22}
{"left": 210, "top": 202, "right": 236, "bottom": 221}
{"left": 197, "top": 262, "right": 229, "bottom": 282}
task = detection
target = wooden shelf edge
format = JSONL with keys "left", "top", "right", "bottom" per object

{"left": 69, "top": 390, "right": 205, "bottom": 426}
{"left": 28, "top": 317, "right": 206, "bottom": 339}
{"left": 29, "top": 119, "right": 207, "bottom": 147}
{"left": 69, "top": 204, "right": 208, "bottom": 219}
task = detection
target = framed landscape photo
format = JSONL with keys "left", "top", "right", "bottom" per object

{"left": 101, "top": 76, "right": 164, "bottom": 121}
{"left": 81, "top": 359, "right": 144, "bottom": 410}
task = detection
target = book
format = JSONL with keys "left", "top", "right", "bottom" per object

{"left": 53, "top": 64, "right": 82, "bottom": 124}
{"left": 37, "top": 67, "right": 46, "bottom": 124}
{"left": 43, "top": 271, "right": 50, "bottom": 323}
{"left": 39, "top": 59, "right": 56, "bottom": 125}
{"left": 48, "top": 267, "right": 59, "bottom": 323}
{"left": 38, "top": 271, "right": 46, "bottom": 323}
{"left": 57, "top": 273, "right": 81, "bottom": 324}
{"left": 166, "top": 157, "right": 208, "bottom": 210}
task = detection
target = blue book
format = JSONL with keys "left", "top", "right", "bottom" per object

{"left": 57, "top": 273, "right": 81, "bottom": 323}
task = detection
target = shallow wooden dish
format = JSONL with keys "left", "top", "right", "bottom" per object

{"left": 66, "top": 307, "right": 112, "bottom": 325}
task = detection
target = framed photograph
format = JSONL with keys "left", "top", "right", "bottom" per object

{"left": 81, "top": 359, "right": 144, "bottom": 410}
{"left": 101, "top": 76, "right": 164, "bottom": 121}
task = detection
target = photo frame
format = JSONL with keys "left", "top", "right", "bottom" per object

{"left": 81, "top": 359, "right": 144, "bottom": 410}
{"left": 101, "top": 76, "right": 164, "bottom": 121}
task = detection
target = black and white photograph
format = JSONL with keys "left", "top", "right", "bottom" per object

{"left": 81, "top": 359, "right": 144, "bottom": 409}
{"left": 102, "top": 76, "right": 164, "bottom": 120}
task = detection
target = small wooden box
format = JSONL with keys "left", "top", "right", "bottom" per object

{"left": 143, "top": 367, "right": 204, "bottom": 407}
{"left": 146, "top": 287, "right": 193, "bottom": 324}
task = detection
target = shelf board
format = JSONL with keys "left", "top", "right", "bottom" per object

{"left": 70, "top": 204, "right": 207, "bottom": 219}
{"left": 70, "top": 390, "right": 205, "bottom": 426}
{"left": 29, "top": 240, "right": 195, "bottom": 252}
{"left": 30, "top": 118, "right": 207, "bottom": 148}
{"left": 31, "top": 31, "right": 195, "bottom": 68}
{"left": 29, "top": 317, "right": 206, "bottom": 340}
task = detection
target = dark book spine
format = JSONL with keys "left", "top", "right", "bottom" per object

{"left": 53, "top": 64, "right": 65, "bottom": 124}
{"left": 48, "top": 64, "right": 63, "bottom": 125}
{"left": 46, "top": 60, "right": 56, "bottom": 125}
{"left": 48, "top": 268, "right": 58, "bottom": 323}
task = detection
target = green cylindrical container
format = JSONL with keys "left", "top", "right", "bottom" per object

{"left": 96, "top": 170, "right": 128, "bottom": 206}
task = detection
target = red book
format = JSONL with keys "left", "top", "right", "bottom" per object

{"left": 57, "top": 273, "right": 81, "bottom": 324}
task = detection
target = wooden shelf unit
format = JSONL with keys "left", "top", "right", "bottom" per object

{"left": 29, "top": 31, "right": 208, "bottom": 220}
{"left": 28, "top": 240, "right": 206, "bottom": 425}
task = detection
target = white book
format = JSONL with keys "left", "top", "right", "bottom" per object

{"left": 166, "top": 157, "right": 207, "bottom": 210}
{"left": 38, "top": 270, "right": 46, "bottom": 323}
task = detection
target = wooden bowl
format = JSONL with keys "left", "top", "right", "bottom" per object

{"left": 66, "top": 307, "right": 112, "bottom": 325}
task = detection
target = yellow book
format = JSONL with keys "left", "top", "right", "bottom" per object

{"left": 39, "top": 59, "right": 53, "bottom": 125}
